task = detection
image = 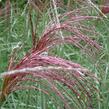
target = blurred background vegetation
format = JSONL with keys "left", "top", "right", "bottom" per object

{"left": 0, "top": 0, "right": 109, "bottom": 109}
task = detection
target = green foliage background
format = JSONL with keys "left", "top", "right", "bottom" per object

{"left": 0, "top": 0, "right": 109, "bottom": 109}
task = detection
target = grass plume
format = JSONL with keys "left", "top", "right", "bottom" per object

{"left": 0, "top": 7, "right": 102, "bottom": 108}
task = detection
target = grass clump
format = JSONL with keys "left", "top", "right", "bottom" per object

{"left": 0, "top": 0, "right": 109, "bottom": 109}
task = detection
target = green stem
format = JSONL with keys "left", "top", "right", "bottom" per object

{"left": 0, "top": 92, "right": 7, "bottom": 106}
